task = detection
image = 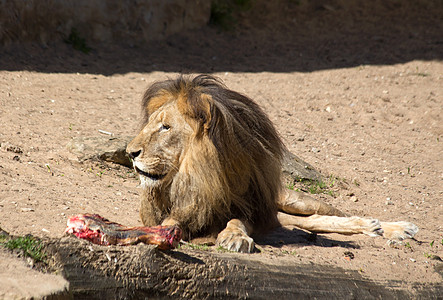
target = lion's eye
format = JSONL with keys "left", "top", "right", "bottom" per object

{"left": 159, "top": 124, "right": 170, "bottom": 132}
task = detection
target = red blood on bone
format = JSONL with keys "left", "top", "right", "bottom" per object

{"left": 65, "top": 213, "right": 181, "bottom": 249}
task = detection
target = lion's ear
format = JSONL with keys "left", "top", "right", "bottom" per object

{"left": 199, "top": 94, "right": 213, "bottom": 132}
{"left": 178, "top": 92, "right": 213, "bottom": 136}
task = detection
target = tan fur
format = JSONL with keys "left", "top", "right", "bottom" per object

{"left": 127, "top": 75, "right": 282, "bottom": 242}
{"left": 127, "top": 75, "right": 419, "bottom": 252}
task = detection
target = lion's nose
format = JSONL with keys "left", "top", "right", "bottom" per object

{"left": 128, "top": 149, "right": 142, "bottom": 160}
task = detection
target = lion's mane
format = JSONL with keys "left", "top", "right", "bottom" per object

{"left": 140, "top": 75, "right": 284, "bottom": 237}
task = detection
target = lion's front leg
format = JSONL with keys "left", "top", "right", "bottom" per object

{"left": 140, "top": 192, "right": 166, "bottom": 227}
{"left": 216, "top": 219, "right": 255, "bottom": 253}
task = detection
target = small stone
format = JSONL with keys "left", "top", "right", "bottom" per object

{"left": 410, "top": 258, "right": 416, "bottom": 262}
{"left": 21, "top": 207, "right": 34, "bottom": 212}
{"left": 350, "top": 196, "right": 358, "bottom": 202}
{"left": 311, "top": 147, "right": 320, "bottom": 153}
{"left": 344, "top": 251, "right": 355, "bottom": 260}
{"left": 385, "top": 197, "right": 394, "bottom": 205}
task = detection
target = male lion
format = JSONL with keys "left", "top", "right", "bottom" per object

{"left": 126, "top": 75, "right": 418, "bottom": 253}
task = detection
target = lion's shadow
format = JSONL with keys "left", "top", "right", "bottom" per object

{"left": 254, "top": 227, "right": 360, "bottom": 249}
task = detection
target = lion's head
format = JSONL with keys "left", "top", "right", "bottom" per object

{"left": 127, "top": 75, "right": 284, "bottom": 238}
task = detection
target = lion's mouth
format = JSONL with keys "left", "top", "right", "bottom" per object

{"left": 135, "top": 166, "right": 167, "bottom": 181}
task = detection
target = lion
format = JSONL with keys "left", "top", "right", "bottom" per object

{"left": 126, "top": 74, "right": 418, "bottom": 253}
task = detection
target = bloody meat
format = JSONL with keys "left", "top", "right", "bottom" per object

{"left": 65, "top": 213, "right": 182, "bottom": 250}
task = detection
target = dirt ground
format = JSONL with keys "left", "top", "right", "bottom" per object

{"left": 0, "top": 0, "right": 442, "bottom": 292}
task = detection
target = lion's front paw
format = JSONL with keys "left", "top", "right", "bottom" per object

{"left": 381, "top": 221, "right": 419, "bottom": 241}
{"left": 216, "top": 227, "right": 255, "bottom": 253}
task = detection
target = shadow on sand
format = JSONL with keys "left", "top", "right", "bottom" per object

{"left": 1, "top": 0, "right": 441, "bottom": 75}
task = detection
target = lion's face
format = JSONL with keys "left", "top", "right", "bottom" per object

{"left": 126, "top": 101, "right": 193, "bottom": 188}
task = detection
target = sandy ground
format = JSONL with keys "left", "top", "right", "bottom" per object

{"left": 0, "top": 0, "right": 442, "bottom": 293}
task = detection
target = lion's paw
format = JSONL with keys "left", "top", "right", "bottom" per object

{"left": 381, "top": 221, "right": 419, "bottom": 241}
{"left": 216, "top": 227, "right": 255, "bottom": 253}
{"left": 356, "top": 217, "right": 384, "bottom": 237}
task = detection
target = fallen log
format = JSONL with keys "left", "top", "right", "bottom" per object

{"left": 43, "top": 236, "right": 443, "bottom": 299}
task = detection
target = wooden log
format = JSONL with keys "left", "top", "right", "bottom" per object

{"left": 43, "top": 237, "right": 443, "bottom": 299}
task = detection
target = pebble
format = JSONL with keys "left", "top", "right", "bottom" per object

{"left": 311, "top": 147, "right": 320, "bottom": 153}
{"left": 350, "top": 196, "right": 358, "bottom": 202}
{"left": 21, "top": 207, "right": 34, "bottom": 212}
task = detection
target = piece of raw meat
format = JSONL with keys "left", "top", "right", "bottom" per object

{"left": 65, "top": 213, "right": 182, "bottom": 250}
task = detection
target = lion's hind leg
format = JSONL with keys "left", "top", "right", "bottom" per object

{"left": 277, "top": 212, "right": 383, "bottom": 236}
{"left": 278, "top": 189, "right": 418, "bottom": 240}
{"left": 278, "top": 189, "right": 347, "bottom": 217}
{"left": 277, "top": 189, "right": 383, "bottom": 236}
{"left": 381, "top": 221, "right": 419, "bottom": 241}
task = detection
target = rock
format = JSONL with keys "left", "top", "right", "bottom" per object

{"left": 311, "top": 147, "right": 321, "bottom": 153}
{"left": 0, "top": 248, "right": 70, "bottom": 299}
{"left": 282, "top": 148, "right": 322, "bottom": 182}
{"left": 66, "top": 136, "right": 133, "bottom": 168}
{"left": 68, "top": 136, "right": 322, "bottom": 182}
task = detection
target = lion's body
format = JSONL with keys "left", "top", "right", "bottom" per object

{"left": 128, "top": 75, "right": 282, "bottom": 239}
{"left": 127, "top": 75, "right": 419, "bottom": 252}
